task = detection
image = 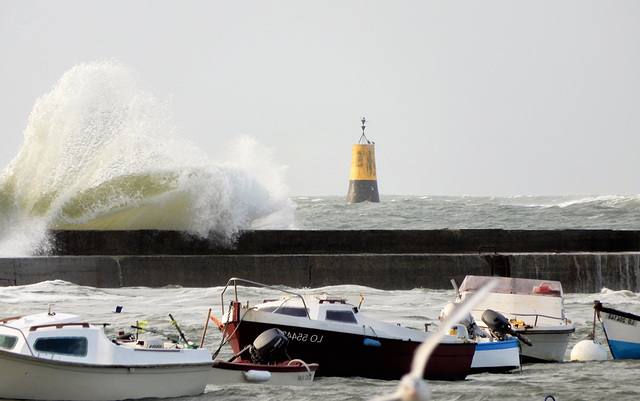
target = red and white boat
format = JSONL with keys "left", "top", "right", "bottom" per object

{"left": 216, "top": 278, "right": 476, "bottom": 381}
{"left": 211, "top": 359, "right": 318, "bottom": 386}
{"left": 209, "top": 327, "right": 318, "bottom": 386}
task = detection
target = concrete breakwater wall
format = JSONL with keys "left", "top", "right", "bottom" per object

{"left": 49, "top": 229, "right": 640, "bottom": 255}
{"left": 1, "top": 252, "right": 640, "bottom": 293}
{"left": 0, "top": 229, "right": 638, "bottom": 292}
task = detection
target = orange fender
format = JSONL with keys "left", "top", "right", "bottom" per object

{"left": 210, "top": 315, "right": 225, "bottom": 330}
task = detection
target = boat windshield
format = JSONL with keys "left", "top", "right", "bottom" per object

{"left": 459, "top": 276, "right": 562, "bottom": 297}
{"left": 325, "top": 310, "right": 358, "bottom": 324}
{"left": 0, "top": 334, "right": 18, "bottom": 350}
{"left": 257, "top": 306, "right": 309, "bottom": 318}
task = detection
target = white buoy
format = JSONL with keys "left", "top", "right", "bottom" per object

{"left": 570, "top": 340, "right": 609, "bottom": 361}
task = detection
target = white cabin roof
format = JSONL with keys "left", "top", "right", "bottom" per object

{"left": 6, "top": 312, "right": 83, "bottom": 330}
{"left": 254, "top": 295, "right": 355, "bottom": 321}
{"left": 459, "top": 275, "right": 564, "bottom": 297}
{"left": 250, "top": 295, "right": 440, "bottom": 342}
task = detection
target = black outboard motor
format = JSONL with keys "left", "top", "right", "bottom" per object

{"left": 481, "top": 309, "right": 532, "bottom": 346}
{"left": 248, "top": 328, "right": 291, "bottom": 364}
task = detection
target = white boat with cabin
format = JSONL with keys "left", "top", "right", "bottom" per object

{"left": 0, "top": 309, "right": 212, "bottom": 401}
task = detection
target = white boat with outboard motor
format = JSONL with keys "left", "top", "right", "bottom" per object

{"left": 0, "top": 307, "right": 212, "bottom": 401}
{"left": 439, "top": 301, "right": 524, "bottom": 373}
{"left": 455, "top": 275, "right": 575, "bottom": 363}
{"left": 211, "top": 359, "right": 318, "bottom": 386}
{"left": 208, "top": 326, "right": 318, "bottom": 386}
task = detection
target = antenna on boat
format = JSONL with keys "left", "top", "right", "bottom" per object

{"left": 358, "top": 294, "right": 364, "bottom": 310}
{"left": 47, "top": 303, "right": 55, "bottom": 316}
{"left": 450, "top": 279, "right": 459, "bottom": 298}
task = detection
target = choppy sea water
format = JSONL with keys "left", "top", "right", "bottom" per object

{"left": 1, "top": 280, "right": 639, "bottom": 401}
{"left": 292, "top": 194, "right": 640, "bottom": 230}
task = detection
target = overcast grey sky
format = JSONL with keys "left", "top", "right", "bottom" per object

{"left": 2, "top": 1, "right": 640, "bottom": 196}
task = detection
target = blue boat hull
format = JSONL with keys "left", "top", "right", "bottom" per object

{"left": 595, "top": 301, "right": 640, "bottom": 359}
{"left": 470, "top": 338, "right": 521, "bottom": 373}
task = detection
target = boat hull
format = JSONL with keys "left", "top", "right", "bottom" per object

{"left": 0, "top": 349, "right": 211, "bottom": 401}
{"left": 225, "top": 319, "right": 475, "bottom": 381}
{"left": 595, "top": 302, "right": 640, "bottom": 359}
{"left": 210, "top": 360, "right": 318, "bottom": 386}
{"left": 470, "top": 338, "right": 520, "bottom": 373}
{"left": 514, "top": 328, "right": 575, "bottom": 363}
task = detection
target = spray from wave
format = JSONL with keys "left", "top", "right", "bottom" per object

{"left": 0, "top": 61, "right": 292, "bottom": 256}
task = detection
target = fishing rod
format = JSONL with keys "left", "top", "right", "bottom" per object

{"left": 169, "top": 313, "right": 191, "bottom": 346}
{"left": 130, "top": 323, "right": 180, "bottom": 343}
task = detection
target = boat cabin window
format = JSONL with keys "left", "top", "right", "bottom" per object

{"left": 34, "top": 337, "right": 88, "bottom": 357}
{"left": 259, "top": 306, "right": 309, "bottom": 318}
{"left": 0, "top": 334, "right": 18, "bottom": 350}
{"left": 325, "top": 310, "right": 358, "bottom": 324}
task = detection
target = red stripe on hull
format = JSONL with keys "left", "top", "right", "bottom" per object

{"left": 212, "top": 360, "right": 319, "bottom": 373}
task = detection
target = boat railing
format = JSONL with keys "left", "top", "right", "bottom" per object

{"left": 287, "top": 358, "right": 314, "bottom": 373}
{"left": 518, "top": 313, "right": 570, "bottom": 326}
{"left": 0, "top": 324, "right": 35, "bottom": 356}
{"left": 473, "top": 309, "right": 570, "bottom": 326}
{"left": 0, "top": 316, "right": 22, "bottom": 324}
{"left": 29, "top": 322, "right": 90, "bottom": 332}
{"left": 220, "top": 278, "right": 311, "bottom": 319}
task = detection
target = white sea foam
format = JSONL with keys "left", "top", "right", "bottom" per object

{"left": 0, "top": 61, "right": 292, "bottom": 255}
